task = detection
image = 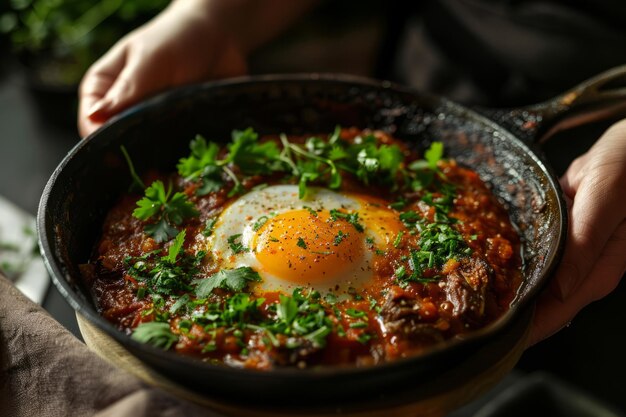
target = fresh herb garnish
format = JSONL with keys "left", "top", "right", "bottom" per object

{"left": 253, "top": 216, "right": 268, "bottom": 231}
{"left": 303, "top": 206, "right": 318, "bottom": 217}
{"left": 176, "top": 128, "right": 447, "bottom": 200}
{"left": 125, "top": 231, "right": 204, "bottom": 296}
{"left": 345, "top": 308, "right": 367, "bottom": 318}
{"left": 399, "top": 211, "right": 421, "bottom": 227}
{"left": 169, "top": 294, "right": 190, "bottom": 315}
{"left": 120, "top": 145, "right": 145, "bottom": 191}
{"left": 393, "top": 231, "right": 404, "bottom": 248}
{"left": 333, "top": 230, "right": 348, "bottom": 246}
{"left": 132, "top": 322, "right": 178, "bottom": 350}
{"left": 203, "top": 217, "right": 218, "bottom": 237}
{"left": 133, "top": 180, "right": 198, "bottom": 242}
{"left": 265, "top": 288, "right": 333, "bottom": 349}
{"left": 193, "top": 266, "right": 262, "bottom": 297}
{"left": 329, "top": 209, "right": 364, "bottom": 232}
{"left": 177, "top": 130, "right": 284, "bottom": 197}
{"left": 357, "top": 333, "right": 374, "bottom": 344}
{"left": 425, "top": 141, "right": 444, "bottom": 170}
{"left": 227, "top": 234, "right": 248, "bottom": 253}
{"left": 296, "top": 237, "right": 308, "bottom": 249}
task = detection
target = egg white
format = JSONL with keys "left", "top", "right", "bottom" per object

{"left": 207, "top": 185, "right": 398, "bottom": 296}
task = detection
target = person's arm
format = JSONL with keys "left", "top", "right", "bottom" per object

{"left": 529, "top": 118, "right": 626, "bottom": 345}
{"left": 78, "top": 0, "right": 317, "bottom": 137}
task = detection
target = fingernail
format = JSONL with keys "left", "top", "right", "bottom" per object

{"left": 87, "top": 99, "right": 111, "bottom": 119}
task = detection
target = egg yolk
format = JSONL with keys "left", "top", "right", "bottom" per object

{"left": 355, "top": 197, "right": 406, "bottom": 247}
{"left": 253, "top": 209, "right": 364, "bottom": 285}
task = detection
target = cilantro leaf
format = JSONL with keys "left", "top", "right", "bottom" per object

{"left": 133, "top": 180, "right": 198, "bottom": 243}
{"left": 133, "top": 180, "right": 167, "bottom": 221}
{"left": 425, "top": 141, "right": 444, "bottom": 170}
{"left": 164, "top": 230, "right": 186, "bottom": 264}
{"left": 193, "top": 267, "right": 262, "bottom": 298}
{"left": 177, "top": 135, "right": 220, "bottom": 179}
{"left": 277, "top": 294, "right": 298, "bottom": 325}
{"left": 296, "top": 237, "right": 307, "bottom": 249}
{"left": 177, "top": 136, "right": 225, "bottom": 196}
{"left": 132, "top": 322, "right": 178, "bottom": 350}
{"left": 227, "top": 128, "right": 283, "bottom": 174}
{"left": 169, "top": 294, "right": 190, "bottom": 315}
{"left": 144, "top": 218, "right": 179, "bottom": 243}
{"left": 227, "top": 234, "right": 248, "bottom": 253}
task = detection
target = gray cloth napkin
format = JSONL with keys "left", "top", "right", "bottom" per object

{"left": 0, "top": 274, "right": 218, "bottom": 417}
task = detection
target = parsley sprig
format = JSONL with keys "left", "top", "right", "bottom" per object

{"left": 132, "top": 180, "right": 198, "bottom": 243}
{"left": 193, "top": 266, "right": 262, "bottom": 297}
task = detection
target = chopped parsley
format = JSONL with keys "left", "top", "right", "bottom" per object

{"left": 203, "top": 217, "right": 218, "bottom": 237}
{"left": 345, "top": 308, "right": 367, "bottom": 318}
{"left": 296, "top": 237, "right": 308, "bottom": 249}
{"left": 252, "top": 216, "right": 268, "bottom": 231}
{"left": 303, "top": 206, "right": 318, "bottom": 217}
{"left": 227, "top": 234, "right": 248, "bottom": 253}
{"left": 329, "top": 209, "right": 364, "bottom": 232}
{"left": 124, "top": 231, "right": 204, "bottom": 296}
{"left": 393, "top": 231, "right": 404, "bottom": 248}
{"left": 265, "top": 289, "right": 333, "bottom": 349}
{"left": 333, "top": 230, "right": 348, "bottom": 246}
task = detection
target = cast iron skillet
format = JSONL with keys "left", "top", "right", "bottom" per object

{"left": 38, "top": 68, "right": 626, "bottom": 411}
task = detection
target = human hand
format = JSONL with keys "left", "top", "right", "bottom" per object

{"left": 529, "top": 118, "right": 626, "bottom": 346}
{"left": 78, "top": 1, "right": 246, "bottom": 137}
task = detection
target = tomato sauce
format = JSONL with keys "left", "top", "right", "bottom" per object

{"left": 82, "top": 129, "right": 523, "bottom": 369}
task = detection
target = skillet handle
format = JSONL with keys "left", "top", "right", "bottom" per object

{"left": 476, "top": 65, "right": 626, "bottom": 145}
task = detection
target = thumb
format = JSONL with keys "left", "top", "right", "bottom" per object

{"left": 552, "top": 123, "right": 626, "bottom": 300}
{"left": 88, "top": 51, "right": 166, "bottom": 121}
{"left": 78, "top": 43, "right": 127, "bottom": 137}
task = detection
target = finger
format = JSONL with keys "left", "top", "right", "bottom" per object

{"left": 97, "top": 49, "right": 169, "bottom": 117}
{"left": 78, "top": 45, "right": 127, "bottom": 137}
{"left": 528, "top": 219, "right": 626, "bottom": 346}
{"left": 559, "top": 153, "right": 588, "bottom": 199}
{"left": 553, "top": 172, "right": 625, "bottom": 300}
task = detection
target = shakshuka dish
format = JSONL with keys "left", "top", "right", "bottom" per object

{"left": 80, "top": 127, "right": 523, "bottom": 369}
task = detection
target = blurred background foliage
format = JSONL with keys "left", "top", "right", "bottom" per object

{"left": 0, "top": 0, "right": 169, "bottom": 87}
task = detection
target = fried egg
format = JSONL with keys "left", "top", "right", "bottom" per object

{"left": 209, "top": 185, "right": 404, "bottom": 295}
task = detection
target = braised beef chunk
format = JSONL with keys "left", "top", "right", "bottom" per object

{"left": 443, "top": 257, "right": 492, "bottom": 321}
{"left": 268, "top": 339, "right": 322, "bottom": 367}
{"left": 380, "top": 293, "right": 445, "bottom": 345}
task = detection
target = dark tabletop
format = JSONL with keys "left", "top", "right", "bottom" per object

{"left": 1, "top": 57, "right": 624, "bottom": 415}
